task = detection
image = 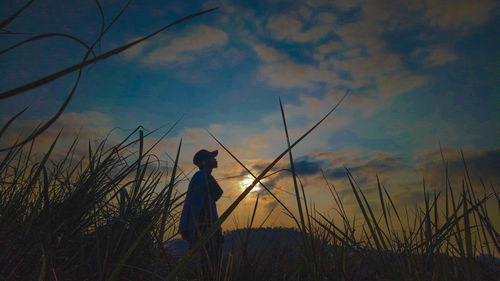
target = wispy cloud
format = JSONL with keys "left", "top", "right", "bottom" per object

{"left": 121, "top": 37, "right": 150, "bottom": 61}
{"left": 412, "top": 45, "right": 459, "bottom": 67}
{"left": 329, "top": 0, "right": 496, "bottom": 29}
{"left": 424, "top": 0, "right": 497, "bottom": 28}
{"left": 143, "top": 25, "right": 228, "bottom": 66}
{"left": 252, "top": 44, "right": 340, "bottom": 89}
{"left": 266, "top": 12, "right": 335, "bottom": 43}
{"left": 414, "top": 146, "right": 500, "bottom": 183}
{"left": 0, "top": 111, "right": 116, "bottom": 159}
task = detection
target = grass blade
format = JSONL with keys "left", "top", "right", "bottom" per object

{"left": 279, "top": 97, "right": 307, "bottom": 232}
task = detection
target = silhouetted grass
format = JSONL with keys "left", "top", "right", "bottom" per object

{"left": 0, "top": 128, "right": 185, "bottom": 280}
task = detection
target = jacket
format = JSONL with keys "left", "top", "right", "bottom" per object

{"left": 179, "top": 170, "right": 223, "bottom": 243}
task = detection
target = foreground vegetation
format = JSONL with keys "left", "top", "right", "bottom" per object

{"left": 0, "top": 125, "right": 498, "bottom": 281}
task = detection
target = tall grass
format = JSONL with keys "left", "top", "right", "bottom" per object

{"left": 308, "top": 167, "right": 499, "bottom": 281}
{"left": 0, "top": 127, "right": 186, "bottom": 280}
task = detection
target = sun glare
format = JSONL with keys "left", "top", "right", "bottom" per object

{"left": 239, "top": 177, "right": 261, "bottom": 192}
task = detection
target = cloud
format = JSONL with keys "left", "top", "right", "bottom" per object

{"left": 317, "top": 10, "right": 428, "bottom": 105}
{"left": 245, "top": 4, "right": 431, "bottom": 119}
{"left": 252, "top": 44, "right": 289, "bottom": 63}
{"left": 254, "top": 7, "right": 427, "bottom": 109}
{"left": 298, "top": 6, "right": 313, "bottom": 20}
{"left": 267, "top": 145, "right": 499, "bottom": 211}
{"left": 238, "top": 148, "right": 421, "bottom": 213}
{"left": 261, "top": 150, "right": 407, "bottom": 187}
{"left": 259, "top": 92, "right": 351, "bottom": 132}
{"left": 266, "top": 13, "right": 334, "bottom": 43}
{"left": 413, "top": 146, "right": 500, "bottom": 183}
{"left": 317, "top": 40, "right": 342, "bottom": 54}
{"left": 332, "top": 0, "right": 496, "bottom": 30}
{"left": 266, "top": 15, "right": 302, "bottom": 41}
{"left": 121, "top": 37, "right": 149, "bottom": 60}
{"left": 376, "top": 71, "right": 427, "bottom": 99}
{"left": 257, "top": 60, "right": 339, "bottom": 89}
{"left": 144, "top": 25, "right": 228, "bottom": 65}
{"left": 252, "top": 44, "right": 340, "bottom": 89}
{"left": 425, "top": 47, "right": 458, "bottom": 66}
{"left": 412, "top": 45, "right": 459, "bottom": 67}
{"left": 0, "top": 111, "right": 114, "bottom": 144}
{"left": 424, "top": 0, "right": 497, "bottom": 28}
{"left": 0, "top": 111, "right": 116, "bottom": 159}
{"left": 256, "top": 93, "right": 352, "bottom": 157}
{"left": 293, "top": 155, "right": 329, "bottom": 175}
{"left": 319, "top": 151, "right": 406, "bottom": 181}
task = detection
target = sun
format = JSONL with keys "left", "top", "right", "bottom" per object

{"left": 239, "top": 176, "right": 261, "bottom": 192}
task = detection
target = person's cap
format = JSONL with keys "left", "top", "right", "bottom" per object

{"left": 193, "top": 149, "right": 218, "bottom": 167}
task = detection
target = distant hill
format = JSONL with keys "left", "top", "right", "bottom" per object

{"left": 164, "top": 227, "right": 303, "bottom": 258}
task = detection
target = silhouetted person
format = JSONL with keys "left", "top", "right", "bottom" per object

{"left": 179, "top": 149, "right": 224, "bottom": 280}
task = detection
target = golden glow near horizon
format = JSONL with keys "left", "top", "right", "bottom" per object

{"left": 239, "top": 176, "right": 261, "bottom": 192}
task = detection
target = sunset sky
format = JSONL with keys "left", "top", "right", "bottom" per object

{"left": 1, "top": 0, "right": 499, "bottom": 229}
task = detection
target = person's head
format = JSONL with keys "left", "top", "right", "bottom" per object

{"left": 193, "top": 149, "right": 218, "bottom": 171}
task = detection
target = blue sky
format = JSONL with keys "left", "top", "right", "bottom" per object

{"left": 1, "top": 0, "right": 499, "bottom": 227}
